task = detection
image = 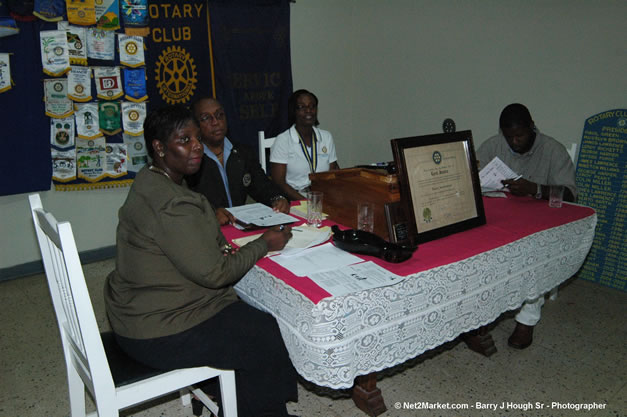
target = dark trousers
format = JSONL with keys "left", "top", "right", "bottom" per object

{"left": 115, "top": 301, "right": 298, "bottom": 417}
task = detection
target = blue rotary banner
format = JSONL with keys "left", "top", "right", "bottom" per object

{"left": 145, "top": 0, "right": 214, "bottom": 109}
{"left": 209, "top": 0, "right": 292, "bottom": 150}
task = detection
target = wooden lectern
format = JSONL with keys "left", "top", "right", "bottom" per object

{"left": 309, "top": 168, "right": 409, "bottom": 242}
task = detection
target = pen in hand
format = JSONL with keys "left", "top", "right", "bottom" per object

{"left": 503, "top": 174, "right": 522, "bottom": 187}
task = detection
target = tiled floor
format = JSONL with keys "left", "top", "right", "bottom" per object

{"left": 1, "top": 259, "right": 625, "bottom": 417}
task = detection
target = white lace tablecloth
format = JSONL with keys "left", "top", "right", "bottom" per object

{"left": 235, "top": 213, "right": 597, "bottom": 389}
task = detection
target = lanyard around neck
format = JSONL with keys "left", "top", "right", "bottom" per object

{"left": 296, "top": 129, "right": 317, "bottom": 173}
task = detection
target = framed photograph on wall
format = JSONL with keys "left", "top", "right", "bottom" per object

{"left": 390, "top": 130, "right": 485, "bottom": 244}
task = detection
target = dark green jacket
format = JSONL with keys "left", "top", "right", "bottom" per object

{"left": 105, "top": 166, "right": 268, "bottom": 339}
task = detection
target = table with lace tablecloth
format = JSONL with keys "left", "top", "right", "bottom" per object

{"left": 225, "top": 195, "right": 596, "bottom": 412}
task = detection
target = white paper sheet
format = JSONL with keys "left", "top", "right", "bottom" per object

{"left": 308, "top": 261, "right": 405, "bottom": 297}
{"left": 231, "top": 225, "right": 332, "bottom": 257}
{"left": 226, "top": 203, "right": 298, "bottom": 227}
{"left": 479, "top": 156, "right": 519, "bottom": 191}
{"left": 270, "top": 242, "right": 363, "bottom": 276}
{"left": 279, "top": 225, "right": 332, "bottom": 256}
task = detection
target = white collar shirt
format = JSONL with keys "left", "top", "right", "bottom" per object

{"left": 269, "top": 125, "right": 337, "bottom": 191}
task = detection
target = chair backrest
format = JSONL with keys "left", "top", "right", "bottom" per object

{"left": 567, "top": 143, "right": 578, "bottom": 166}
{"left": 29, "top": 194, "right": 116, "bottom": 405}
{"left": 258, "top": 131, "right": 276, "bottom": 174}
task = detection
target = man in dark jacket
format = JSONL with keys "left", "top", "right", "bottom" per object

{"left": 187, "top": 97, "right": 289, "bottom": 225}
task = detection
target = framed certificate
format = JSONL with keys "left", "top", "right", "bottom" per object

{"left": 391, "top": 130, "right": 485, "bottom": 244}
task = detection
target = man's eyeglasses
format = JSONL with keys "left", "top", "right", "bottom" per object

{"left": 198, "top": 111, "right": 226, "bottom": 124}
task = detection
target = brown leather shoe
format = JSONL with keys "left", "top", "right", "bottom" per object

{"left": 508, "top": 322, "right": 534, "bottom": 349}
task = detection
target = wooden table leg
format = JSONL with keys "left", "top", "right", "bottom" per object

{"left": 463, "top": 325, "right": 497, "bottom": 357}
{"left": 352, "top": 372, "right": 387, "bottom": 416}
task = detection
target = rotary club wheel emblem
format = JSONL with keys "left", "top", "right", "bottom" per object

{"left": 155, "top": 46, "right": 198, "bottom": 105}
{"left": 129, "top": 110, "right": 140, "bottom": 121}
{"left": 125, "top": 42, "right": 138, "bottom": 55}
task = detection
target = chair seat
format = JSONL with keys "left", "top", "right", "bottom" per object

{"left": 30, "top": 193, "right": 238, "bottom": 416}
{"left": 101, "top": 332, "right": 164, "bottom": 388}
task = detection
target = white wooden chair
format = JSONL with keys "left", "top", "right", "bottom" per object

{"left": 258, "top": 130, "right": 276, "bottom": 174}
{"left": 28, "top": 193, "right": 237, "bottom": 417}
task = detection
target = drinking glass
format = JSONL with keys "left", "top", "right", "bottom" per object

{"left": 549, "top": 185, "right": 564, "bottom": 208}
{"left": 306, "top": 191, "right": 323, "bottom": 227}
{"left": 357, "top": 202, "right": 374, "bottom": 233}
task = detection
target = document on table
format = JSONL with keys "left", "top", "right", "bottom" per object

{"left": 479, "top": 156, "right": 519, "bottom": 192}
{"left": 226, "top": 203, "right": 298, "bottom": 227}
{"left": 289, "top": 201, "right": 328, "bottom": 219}
{"left": 308, "top": 261, "right": 406, "bottom": 297}
{"left": 290, "top": 201, "right": 308, "bottom": 218}
{"left": 270, "top": 242, "right": 363, "bottom": 276}
{"left": 231, "top": 225, "right": 332, "bottom": 257}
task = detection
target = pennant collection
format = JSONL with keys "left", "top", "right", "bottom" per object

{"left": 2, "top": 1, "right": 150, "bottom": 190}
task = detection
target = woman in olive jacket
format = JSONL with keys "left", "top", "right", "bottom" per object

{"left": 104, "top": 105, "right": 298, "bottom": 417}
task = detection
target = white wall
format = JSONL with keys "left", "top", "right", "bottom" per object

{"left": 290, "top": 0, "right": 626, "bottom": 168}
{"left": 1, "top": 188, "right": 128, "bottom": 269}
{"left": 1, "top": 0, "right": 625, "bottom": 270}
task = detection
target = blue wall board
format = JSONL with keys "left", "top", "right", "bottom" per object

{"left": 575, "top": 109, "right": 626, "bottom": 291}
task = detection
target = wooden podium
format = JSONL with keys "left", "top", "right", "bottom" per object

{"left": 309, "top": 168, "right": 408, "bottom": 242}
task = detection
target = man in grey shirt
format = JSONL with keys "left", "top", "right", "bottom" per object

{"left": 477, "top": 103, "right": 577, "bottom": 349}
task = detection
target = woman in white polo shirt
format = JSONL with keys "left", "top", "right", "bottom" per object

{"left": 270, "top": 89, "right": 340, "bottom": 200}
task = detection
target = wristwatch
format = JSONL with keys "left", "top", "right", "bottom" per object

{"left": 270, "top": 195, "right": 287, "bottom": 204}
{"left": 535, "top": 183, "right": 543, "bottom": 199}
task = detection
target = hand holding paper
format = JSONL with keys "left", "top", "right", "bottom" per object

{"left": 479, "top": 157, "right": 519, "bottom": 191}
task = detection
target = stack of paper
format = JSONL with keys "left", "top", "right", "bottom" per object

{"left": 226, "top": 202, "right": 298, "bottom": 227}
{"left": 231, "top": 224, "right": 332, "bottom": 257}
{"left": 261, "top": 236, "right": 408, "bottom": 297}
{"left": 270, "top": 242, "right": 363, "bottom": 276}
{"left": 479, "top": 157, "right": 519, "bottom": 197}
{"left": 308, "top": 261, "right": 406, "bottom": 297}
